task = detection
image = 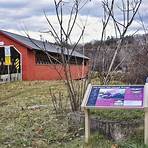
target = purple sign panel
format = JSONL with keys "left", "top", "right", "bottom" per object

{"left": 87, "top": 86, "right": 144, "bottom": 108}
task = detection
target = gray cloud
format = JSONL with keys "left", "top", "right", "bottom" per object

{"left": 0, "top": 0, "right": 147, "bottom": 42}
{"left": 0, "top": 1, "right": 28, "bottom": 9}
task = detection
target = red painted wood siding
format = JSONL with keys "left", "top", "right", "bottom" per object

{"left": 26, "top": 48, "right": 89, "bottom": 80}
{"left": 0, "top": 32, "right": 89, "bottom": 80}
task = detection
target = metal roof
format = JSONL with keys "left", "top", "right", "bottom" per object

{"left": 0, "top": 30, "right": 89, "bottom": 59}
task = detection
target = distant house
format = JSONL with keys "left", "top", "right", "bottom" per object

{"left": 0, "top": 30, "right": 89, "bottom": 81}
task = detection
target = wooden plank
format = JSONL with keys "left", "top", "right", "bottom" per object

{"left": 85, "top": 106, "right": 144, "bottom": 110}
{"left": 145, "top": 109, "right": 148, "bottom": 145}
{"left": 81, "top": 83, "right": 92, "bottom": 110}
{"left": 92, "top": 84, "right": 144, "bottom": 87}
{"left": 144, "top": 81, "right": 148, "bottom": 145}
{"left": 144, "top": 83, "right": 148, "bottom": 108}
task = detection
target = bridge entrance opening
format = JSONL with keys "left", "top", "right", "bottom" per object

{"left": 0, "top": 46, "right": 22, "bottom": 82}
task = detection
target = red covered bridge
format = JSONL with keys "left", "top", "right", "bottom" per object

{"left": 0, "top": 30, "right": 89, "bottom": 81}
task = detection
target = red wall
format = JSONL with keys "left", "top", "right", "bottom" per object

{"left": 26, "top": 48, "right": 89, "bottom": 80}
{"left": 0, "top": 33, "right": 89, "bottom": 80}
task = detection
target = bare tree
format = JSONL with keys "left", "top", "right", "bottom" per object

{"left": 43, "top": 0, "right": 90, "bottom": 112}
{"left": 44, "top": 0, "right": 142, "bottom": 111}
{"left": 91, "top": 0, "right": 142, "bottom": 84}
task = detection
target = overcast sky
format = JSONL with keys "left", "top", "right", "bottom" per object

{"left": 0, "top": 0, "right": 147, "bottom": 43}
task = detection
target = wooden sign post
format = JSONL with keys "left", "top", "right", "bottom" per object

{"left": 84, "top": 109, "right": 90, "bottom": 143}
{"left": 81, "top": 83, "right": 147, "bottom": 145}
{"left": 145, "top": 108, "right": 148, "bottom": 145}
{"left": 81, "top": 84, "right": 91, "bottom": 143}
{"left": 144, "top": 78, "right": 148, "bottom": 145}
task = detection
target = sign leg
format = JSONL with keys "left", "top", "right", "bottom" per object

{"left": 84, "top": 109, "right": 90, "bottom": 143}
{"left": 145, "top": 110, "right": 148, "bottom": 145}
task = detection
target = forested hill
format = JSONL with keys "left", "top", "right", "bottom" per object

{"left": 77, "top": 34, "right": 148, "bottom": 84}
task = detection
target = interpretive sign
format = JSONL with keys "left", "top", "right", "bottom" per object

{"left": 86, "top": 86, "right": 144, "bottom": 109}
{"left": 81, "top": 83, "right": 148, "bottom": 145}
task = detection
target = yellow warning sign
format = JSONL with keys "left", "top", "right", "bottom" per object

{"left": 15, "top": 58, "right": 19, "bottom": 70}
{"left": 5, "top": 56, "right": 11, "bottom": 65}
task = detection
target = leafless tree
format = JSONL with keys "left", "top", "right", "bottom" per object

{"left": 91, "top": 0, "right": 142, "bottom": 84}
{"left": 43, "top": 0, "right": 90, "bottom": 112}
{"left": 44, "top": 0, "right": 142, "bottom": 111}
{"left": 123, "top": 14, "right": 148, "bottom": 84}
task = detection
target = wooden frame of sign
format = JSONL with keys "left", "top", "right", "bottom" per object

{"left": 81, "top": 83, "right": 148, "bottom": 145}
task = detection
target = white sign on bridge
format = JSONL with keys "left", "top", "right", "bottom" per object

{"left": 4, "top": 46, "right": 11, "bottom": 56}
{"left": 4, "top": 46, "right": 11, "bottom": 65}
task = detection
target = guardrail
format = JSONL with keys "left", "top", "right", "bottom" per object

{"left": 0, "top": 73, "right": 21, "bottom": 83}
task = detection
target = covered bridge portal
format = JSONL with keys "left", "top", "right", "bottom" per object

{"left": 0, "top": 30, "right": 89, "bottom": 81}
{"left": 0, "top": 46, "right": 21, "bottom": 82}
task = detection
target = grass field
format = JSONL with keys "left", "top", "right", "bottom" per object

{"left": 0, "top": 81, "right": 147, "bottom": 148}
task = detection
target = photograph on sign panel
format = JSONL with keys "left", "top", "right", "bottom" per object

{"left": 95, "top": 88, "right": 126, "bottom": 106}
{"left": 98, "top": 88, "right": 126, "bottom": 100}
